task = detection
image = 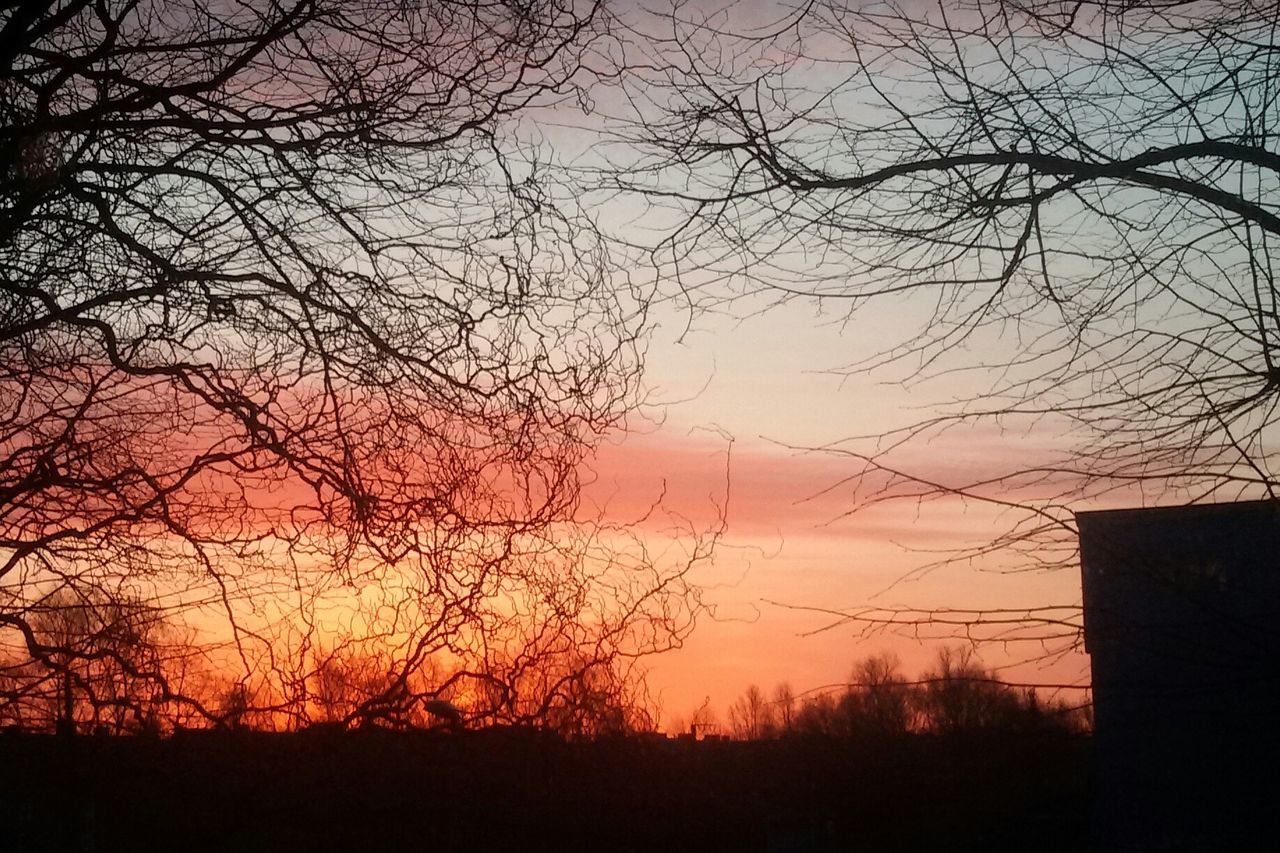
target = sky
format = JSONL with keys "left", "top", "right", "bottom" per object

{"left": 535, "top": 0, "right": 1106, "bottom": 726}
{"left": 587, "top": 294, "right": 1092, "bottom": 728}
{"left": 2, "top": 0, "right": 1164, "bottom": 733}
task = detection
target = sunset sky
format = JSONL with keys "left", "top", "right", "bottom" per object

{"left": 6, "top": 2, "right": 1271, "bottom": 849}
{"left": 589, "top": 294, "right": 1091, "bottom": 726}
{"left": 523, "top": 1, "right": 1098, "bottom": 721}
{"left": 11, "top": 0, "right": 1256, "bottom": 738}
{"left": 524, "top": 1, "right": 1106, "bottom": 723}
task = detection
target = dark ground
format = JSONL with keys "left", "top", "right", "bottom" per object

{"left": 0, "top": 729, "right": 1091, "bottom": 852}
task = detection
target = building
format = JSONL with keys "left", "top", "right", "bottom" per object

{"left": 1077, "top": 501, "right": 1280, "bottom": 850}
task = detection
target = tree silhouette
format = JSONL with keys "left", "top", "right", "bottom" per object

{"left": 728, "top": 683, "right": 775, "bottom": 740}
{"left": 1, "top": 0, "right": 711, "bottom": 730}
{"left": 917, "top": 647, "right": 1022, "bottom": 735}
{"left": 614, "top": 0, "right": 1280, "bottom": 655}
{"left": 0, "top": 588, "right": 180, "bottom": 733}
{"left": 772, "top": 682, "right": 795, "bottom": 734}
{"left": 775, "top": 649, "right": 1084, "bottom": 739}
{"left": 841, "top": 653, "right": 915, "bottom": 738}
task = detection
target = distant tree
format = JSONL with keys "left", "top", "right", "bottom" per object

{"left": 783, "top": 648, "right": 1091, "bottom": 739}
{"left": 841, "top": 653, "right": 916, "bottom": 738}
{"left": 305, "top": 646, "right": 400, "bottom": 728}
{"left": 217, "top": 683, "right": 254, "bottom": 732}
{"left": 729, "top": 683, "right": 776, "bottom": 740}
{"left": 917, "top": 647, "right": 1022, "bottom": 735}
{"left": 541, "top": 667, "right": 638, "bottom": 738}
{"left": 0, "top": 589, "right": 177, "bottom": 733}
{"left": 795, "top": 692, "right": 841, "bottom": 738}
{"left": 773, "top": 682, "right": 796, "bottom": 734}
{"left": 687, "top": 695, "right": 720, "bottom": 738}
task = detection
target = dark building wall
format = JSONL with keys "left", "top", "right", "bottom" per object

{"left": 1077, "top": 501, "right": 1280, "bottom": 849}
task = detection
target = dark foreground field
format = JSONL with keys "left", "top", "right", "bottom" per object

{"left": 0, "top": 729, "right": 1090, "bottom": 852}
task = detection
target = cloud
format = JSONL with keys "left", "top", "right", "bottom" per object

{"left": 584, "top": 424, "right": 1080, "bottom": 544}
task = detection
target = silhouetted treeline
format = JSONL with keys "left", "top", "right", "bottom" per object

{"left": 3, "top": 595, "right": 1084, "bottom": 745}
{"left": 0, "top": 723, "right": 1090, "bottom": 853}
{"left": 0, "top": 589, "right": 655, "bottom": 739}
{"left": 694, "top": 649, "right": 1088, "bottom": 742}
{"left": 1, "top": 643, "right": 1096, "bottom": 851}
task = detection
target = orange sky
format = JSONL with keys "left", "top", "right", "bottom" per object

{"left": 3, "top": 0, "right": 1099, "bottom": 731}
{"left": 580, "top": 298, "right": 1092, "bottom": 728}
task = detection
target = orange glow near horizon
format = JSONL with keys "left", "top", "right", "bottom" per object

{"left": 584, "top": 425, "right": 1091, "bottom": 729}
{"left": 1, "top": 347, "right": 1093, "bottom": 733}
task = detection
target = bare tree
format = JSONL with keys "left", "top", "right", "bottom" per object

{"left": 770, "top": 648, "right": 1086, "bottom": 736}
{"left": 0, "top": 588, "right": 179, "bottom": 733}
{"left": 917, "top": 647, "right": 1022, "bottom": 734}
{"left": 1, "top": 0, "right": 712, "bottom": 730}
{"left": 841, "top": 653, "right": 915, "bottom": 738}
{"left": 794, "top": 691, "right": 841, "bottom": 737}
{"left": 613, "top": 0, "right": 1280, "bottom": 657}
{"left": 681, "top": 694, "right": 720, "bottom": 738}
{"left": 772, "top": 681, "right": 795, "bottom": 734}
{"left": 728, "top": 682, "right": 775, "bottom": 739}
